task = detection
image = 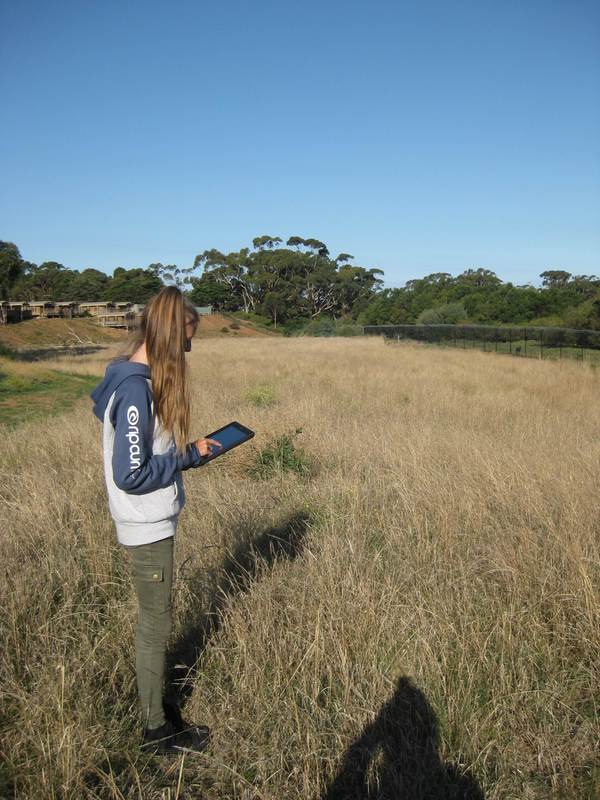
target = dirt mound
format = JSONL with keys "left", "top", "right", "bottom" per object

{"left": 197, "top": 312, "right": 276, "bottom": 337}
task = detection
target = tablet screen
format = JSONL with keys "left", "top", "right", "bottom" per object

{"left": 210, "top": 423, "right": 249, "bottom": 452}
{"left": 204, "top": 421, "right": 254, "bottom": 460}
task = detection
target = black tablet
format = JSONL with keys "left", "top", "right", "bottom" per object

{"left": 200, "top": 421, "right": 255, "bottom": 463}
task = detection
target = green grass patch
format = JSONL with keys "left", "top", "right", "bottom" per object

{"left": 243, "top": 382, "right": 277, "bottom": 408}
{"left": 0, "top": 373, "right": 55, "bottom": 394}
{"left": 0, "top": 368, "right": 101, "bottom": 428}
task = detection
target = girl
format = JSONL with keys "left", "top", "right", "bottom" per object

{"left": 90, "top": 286, "right": 221, "bottom": 755}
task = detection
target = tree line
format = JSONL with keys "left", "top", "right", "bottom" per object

{"left": 363, "top": 268, "right": 600, "bottom": 330}
{"left": 0, "top": 237, "right": 384, "bottom": 328}
{"left": 0, "top": 241, "right": 165, "bottom": 305}
{"left": 2, "top": 238, "right": 599, "bottom": 330}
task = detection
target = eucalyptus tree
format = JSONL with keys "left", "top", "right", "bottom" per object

{"left": 105, "top": 267, "right": 162, "bottom": 303}
{"left": 283, "top": 236, "right": 340, "bottom": 317}
{"left": 64, "top": 268, "right": 110, "bottom": 301}
{"left": 148, "top": 263, "right": 195, "bottom": 291}
{"left": 13, "top": 261, "right": 72, "bottom": 300}
{"left": 193, "top": 247, "right": 256, "bottom": 312}
{"left": 336, "top": 259, "right": 385, "bottom": 317}
{"left": 252, "top": 235, "right": 283, "bottom": 250}
{"left": 540, "top": 270, "right": 572, "bottom": 288}
{"left": 0, "top": 242, "right": 28, "bottom": 302}
{"left": 262, "top": 291, "right": 286, "bottom": 327}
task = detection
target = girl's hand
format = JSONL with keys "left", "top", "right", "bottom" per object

{"left": 194, "top": 437, "right": 222, "bottom": 458}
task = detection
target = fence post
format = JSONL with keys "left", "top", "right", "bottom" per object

{"left": 509, "top": 328, "right": 512, "bottom": 355}
{"left": 540, "top": 328, "right": 543, "bottom": 360}
{"left": 524, "top": 328, "right": 527, "bottom": 357}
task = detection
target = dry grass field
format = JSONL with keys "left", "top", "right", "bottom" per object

{"left": 1, "top": 336, "right": 599, "bottom": 799}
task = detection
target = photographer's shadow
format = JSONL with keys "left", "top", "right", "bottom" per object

{"left": 321, "top": 676, "right": 485, "bottom": 800}
{"left": 164, "top": 509, "right": 312, "bottom": 718}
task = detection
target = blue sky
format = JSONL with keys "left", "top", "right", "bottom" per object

{"left": 2, "top": 0, "right": 599, "bottom": 288}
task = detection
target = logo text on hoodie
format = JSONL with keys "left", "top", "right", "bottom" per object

{"left": 126, "top": 405, "right": 141, "bottom": 468}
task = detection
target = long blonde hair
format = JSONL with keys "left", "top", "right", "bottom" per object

{"left": 116, "top": 287, "right": 199, "bottom": 455}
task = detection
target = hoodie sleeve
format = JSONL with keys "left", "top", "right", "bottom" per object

{"left": 110, "top": 376, "right": 205, "bottom": 494}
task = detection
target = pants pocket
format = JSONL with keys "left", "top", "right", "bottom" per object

{"left": 125, "top": 537, "right": 174, "bottom": 614}
{"left": 130, "top": 558, "right": 173, "bottom": 615}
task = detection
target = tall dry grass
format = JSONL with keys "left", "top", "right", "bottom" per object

{"left": 0, "top": 337, "right": 598, "bottom": 799}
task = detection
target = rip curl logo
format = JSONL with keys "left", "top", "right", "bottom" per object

{"left": 126, "top": 405, "right": 141, "bottom": 468}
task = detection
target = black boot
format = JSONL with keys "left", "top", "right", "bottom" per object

{"left": 141, "top": 717, "right": 211, "bottom": 755}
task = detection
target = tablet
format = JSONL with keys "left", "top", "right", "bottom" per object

{"left": 200, "top": 421, "right": 255, "bottom": 463}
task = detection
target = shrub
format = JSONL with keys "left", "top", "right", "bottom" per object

{"left": 282, "top": 319, "right": 309, "bottom": 337}
{"left": 290, "top": 316, "right": 363, "bottom": 337}
{"left": 526, "top": 315, "right": 568, "bottom": 328}
{"left": 0, "top": 343, "right": 15, "bottom": 360}
{"left": 232, "top": 311, "right": 273, "bottom": 328}
{"left": 563, "top": 300, "right": 600, "bottom": 331}
{"left": 247, "top": 428, "right": 315, "bottom": 480}
{"left": 417, "top": 303, "right": 467, "bottom": 325}
{"left": 307, "top": 317, "right": 335, "bottom": 337}
{"left": 334, "top": 323, "right": 363, "bottom": 336}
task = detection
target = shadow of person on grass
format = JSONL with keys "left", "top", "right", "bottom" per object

{"left": 163, "top": 509, "right": 313, "bottom": 725}
{"left": 321, "top": 676, "right": 485, "bottom": 800}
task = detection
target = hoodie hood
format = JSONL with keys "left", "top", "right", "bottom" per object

{"left": 90, "top": 356, "right": 151, "bottom": 421}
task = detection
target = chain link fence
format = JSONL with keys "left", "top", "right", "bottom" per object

{"left": 363, "top": 324, "right": 600, "bottom": 362}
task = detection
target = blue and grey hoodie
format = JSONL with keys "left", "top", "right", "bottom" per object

{"left": 90, "top": 356, "right": 205, "bottom": 546}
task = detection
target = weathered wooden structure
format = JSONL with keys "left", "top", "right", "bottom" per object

{"left": 97, "top": 309, "right": 137, "bottom": 329}
{"left": 0, "top": 301, "right": 33, "bottom": 323}
{"left": 52, "top": 301, "right": 78, "bottom": 318}
{"left": 77, "top": 301, "right": 113, "bottom": 317}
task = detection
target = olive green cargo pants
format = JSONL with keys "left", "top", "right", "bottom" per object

{"left": 124, "top": 536, "right": 174, "bottom": 730}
